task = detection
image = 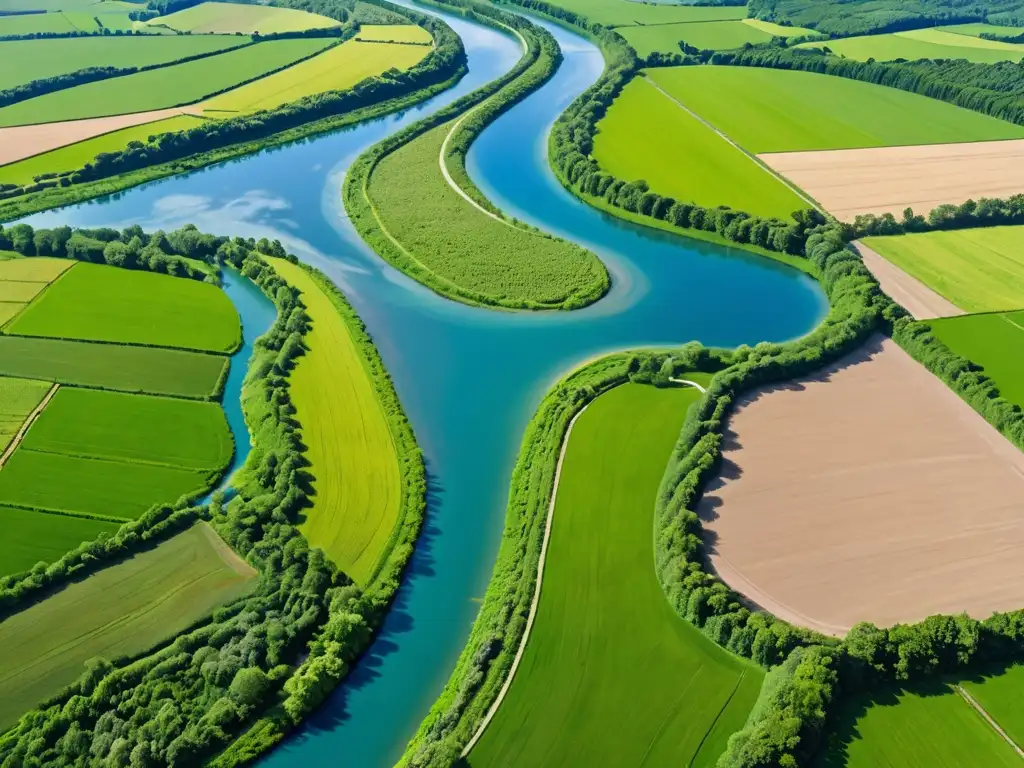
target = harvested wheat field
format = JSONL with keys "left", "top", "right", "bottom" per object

{"left": 699, "top": 335, "right": 1024, "bottom": 636}
{"left": 760, "top": 139, "right": 1024, "bottom": 221}
{"left": 854, "top": 241, "right": 965, "bottom": 320}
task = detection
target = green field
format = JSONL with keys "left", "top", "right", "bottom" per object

{"left": 0, "top": 34, "right": 249, "bottom": 91}
{"left": 0, "top": 12, "right": 76, "bottom": 35}
{"left": 271, "top": 259, "right": 399, "bottom": 585}
{"left": 0, "top": 256, "right": 73, "bottom": 281}
{"left": 539, "top": 0, "right": 744, "bottom": 26}
{"left": 200, "top": 37, "right": 428, "bottom": 115}
{"left": 0, "top": 447, "right": 213, "bottom": 518}
{"left": 799, "top": 27, "right": 1024, "bottom": 64}
{"left": 618, "top": 18, "right": 816, "bottom": 57}
{"left": 24, "top": 387, "right": 232, "bottom": 469}
{"left": 963, "top": 665, "right": 1024, "bottom": 747}
{"left": 0, "top": 522, "right": 255, "bottom": 729}
{"left": 0, "top": 505, "right": 121, "bottom": 577}
{"left": 0, "top": 303, "right": 24, "bottom": 326}
{"left": 0, "top": 114, "right": 203, "bottom": 186}
{"left": 368, "top": 121, "right": 608, "bottom": 308}
{"left": 646, "top": 66, "right": 1024, "bottom": 153}
{"left": 944, "top": 23, "right": 1024, "bottom": 38}
{"left": 0, "top": 38, "right": 333, "bottom": 127}
{"left": 469, "top": 383, "right": 763, "bottom": 767}
{"left": 147, "top": 1, "right": 339, "bottom": 34}
{"left": 927, "top": 311, "right": 1024, "bottom": 406}
{"left": 864, "top": 226, "right": 1024, "bottom": 313}
{"left": 0, "top": 376, "right": 49, "bottom": 453}
{"left": 6, "top": 262, "right": 240, "bottom": 352}
{"left": 814, "top": 683, "right": 1019, "bottom": 767}
{"left": 594, "top": 76, "right": 807, "bottom": 218}
{"left": 0, "top": 280, "right": 46, "bottom": 302}
{"left": 356, "top": 23, "right": 431, "bottom": 43}
{"left": 0, "top": 336, "right": 227, "bottom": 398}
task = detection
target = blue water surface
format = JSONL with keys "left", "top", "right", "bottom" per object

{"left": 23, "top": 6, "right": 828, "bottom": 766}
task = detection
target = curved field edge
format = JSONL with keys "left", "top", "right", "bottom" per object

{"left": 0, "top": 0, "right": 467, "bottom": 223}
{"left": 344, "top": 0, "right": 609, "bottom": 311}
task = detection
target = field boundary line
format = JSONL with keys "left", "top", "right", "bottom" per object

{"left": 460, "top": 401, "right": 591, "bottom": 758}
{"left": 639, "top": 74, "right": 824, "bottom": 214}
{"left": 956, "top": 685, "right": 1024, "bottom": 758}
{"left": 0, "top": 501, "right": 130, "bottom": 525}
{"left": 0, "top": 382, "right": 58, "bottom": 470}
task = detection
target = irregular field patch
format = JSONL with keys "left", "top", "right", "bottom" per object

{"left": 542, "top": 0, "right": 743, "bottom": 26}
{"left": 270, "top": 259, "right": 399, "bottom": 585}
{"left": 0, "top": 505, "right": 121, "bottom": 578}
{"left": 854, "top": 241, "right": 963, "bottom": 321}
{"left": 0, "top": 281, "right": 47, "bottom": 303}
{"left": 594, "top": 76, "right": 806, "bottom": 218}
{"left": 761, "top": 139, "right": 1024, "bottom": 222}
{"left": 0, "top": 303, "right": 25, "bottom": 326}
{"left": 0, "top": 522, "right": 255, "bottom": 730}
{"left": 469, "top": 384, "right": 762, "bottom": 768}
{"left": 699, "top": 336, "right": 1024, "bottom": 635}
{"left": 0, "top": 336, "right": 228, "bottom": 398}
{"left": 647, "top": 66, "right": 1024, "bottom": 153}
{"left": 616, "top": 18, "right": 815, "bottom": 57}
{"left": 356, "top": 23, "right": 431, "bottom": 43}
{"left": 200, "top": 37, "right": 429, "bottom": 115}
{"left": 0, "top": 256, "right": 74, "bottom": 282}
{"left": 0, "top": 12, "right": 76, "bottom": 35}
{"left": 799, "top": 28, "right": 1024, "bottom": 64}
{"left": 6, "top": 262, "right": 241, "bottom": 352}
{"left": 147, "top": 1, "right": 339, "bottom": 34}
{"left": 927, "top": 311, "right": 1024, "bottom": 407}
{"left": 23, "top": 387, "right": 232, "bottom": 470}
{"left": 0, "top": 376, "right": 50, "bottom": 454}
{"left": 0, "top": 38, "right": 333, "bottom": 127}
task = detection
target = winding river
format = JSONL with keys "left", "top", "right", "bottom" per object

{"left": 23, "top": 6, "right": 827, "bottom": 766}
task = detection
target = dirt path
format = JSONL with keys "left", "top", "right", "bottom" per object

{"left": 0, "top": 383, "right": 58, "bottom": 469}
{"left": 854, "top": 241, "right": 965, "bottom": 320}
{"left": 670, "top": 377, "right": 706, "bottom": 393}
{"left": 956, "top": 685, "right": 1024, "bottom": 759}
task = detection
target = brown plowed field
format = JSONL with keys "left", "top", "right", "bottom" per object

{"left": 699, "top": 335, "right": 1024, "bottom": 636}
{"left": 760, "top": 139, "right": 1024, "bottom": 222}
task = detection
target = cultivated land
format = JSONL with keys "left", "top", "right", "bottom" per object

{"left": 551, "top": 0, "right": 744, "bottom": 25}
{"left": 617, "top": 18, "right": 815, "bottom": 57}
{"left": 270, "top": 259, "right": 399, "bottom": 586}
{"left": 863, "top": 227, "right": 1024, "bottom": 313}
{"left": 0, "top": 522, "right": 256, "bottom": 730}
{"left": 0, "top": 256, "right": 73, "bottom": 282}
{"left": 854, "top": 242, "right": 964, "bottom": 320}
{"left": 0, "top": 34, "right": 249, "bottom": 91}
{"left": 368, "top": 121, "right": 608, "bottom": 308}
{"left": 698, "top": 336, "right": 1024, "bottom": 635}
{"left": 469, "top": 384, "right": 763, "bottom": 768}
{"left": 356, "top": 23, "right": 431, "bottom": 42}
{"left": 647, "top": 66, "right": 1024, "bottom": 153}
{"left": 964, "top": 664, "right": 1024, "bottom": 747}
{"left": 0, "top": 38, "right": 333, "bottom": 127}
{"left": 593, "top": 76, "right": 806, "bottom": 218}
{"left": 147, "top": 1, "right": 340, "bottom": 34}
{"left": 814, "top": 683, "right": 1020, "bottom": 767}
{"left": 6, "top": 262, "right": 241, "bottom": 352}
{"left": 0, "top": 376, "right": 50, "bottom": 453}
{"left": 928, "top": 311, "right": 1024, "bottom": 407}
{"left": 0, "top": 336, "right": 228, "bottom": 398}
{"left": 0, "top": 505, "right": 120, "bottom": 577}
{"left": 200, "top": 36, "right": 429, "bottom": 115}
{"left": 799, "top": 28, "right": 1024, "bottom": 64}
{"left": 762, "top": 139, "right": 1024, "bottom": 222}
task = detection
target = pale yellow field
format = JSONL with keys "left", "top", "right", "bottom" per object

{"left": 270, "top": 259, "right": 400, "bottom": 586}
{"left": 356, "top": 23, "right": 431, "bottom": 43}
{"left": 200, "top": 36, "right": 431, "bottom": 115}
{"left": 0, "top": 258, "right": 74, "bottom": 282}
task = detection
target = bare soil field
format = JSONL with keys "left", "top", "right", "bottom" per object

{"left": 760, "top": 139, "right": 1024, "bottom": 222}
{"left": 0, "top": 107, "right": 199, "bottom": 167}
{"left": 854, "top": 241, "right": 965, "bottom": 320}
{"left": 699, "top": 335, "right": 1024, "bottom": 635}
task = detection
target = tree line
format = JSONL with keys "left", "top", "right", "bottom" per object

{"left": 746, "top": 0, "right": 1003, "bottom": 37}
{"left": 851, "top": 194, "right": 1024, "bottom": 237}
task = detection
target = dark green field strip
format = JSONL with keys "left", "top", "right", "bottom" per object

{"left": 0, "top": 336, "right": 227, "bottom": 399}
{"left": 963, "top": 664, "right": 1024, "bottom": 747}
{"left": 469, "top": 383, "right": 762, "bottom": 767}
{"left": 0, "top": 504, "right": 121, "bottom": 577}
{"left": 0, "top": 449, "right": 216, "bottom": 519}
{"left": 928, "top": 310, "right": 1024, "bottom": 408}
{"left": 0, "top": 37, "right": 334, "bottom": 127}
{"left": 0, "top": 34, "right": 251, "bottom": 91}
{"left": 23, "top": 387, "right": 232, "bottom": 470}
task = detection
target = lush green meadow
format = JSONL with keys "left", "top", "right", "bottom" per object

{"left": 0, "top": 336, "right": 228, "bottom": 398}
{"left": 0, "top": 11, "right": 76, "bottom": 36}
{"left": 799, "top": 28, "right": 1024, "bottom": 64}
{"left": 200, "top": 38, "right": 428, "bottom": 115}
{"left": 147, "top": 1, "right": 339, "bottom": 34}
{"left": 24, "top": 387, "right": 231, "bottom": 469}
{"left": 0, "top": 504, "right": 120, "bottom": 577}
{"left": 814, "top": 684, "right": 1019, "bottom": 767}
{"left": 271, "top": 259, "right": 399, "bottom": 585}
{"left": 927, "top": 311, "right": 1024, "bottom": 407}
{"left": 0, "top": 38, "right": 333, "bottom": 127}
{"left": 963, "top": 664, "right": 1024, "bottom": 747}
{"left": 0, "top": 115, "right": 203, "bottom": 186}
{"left": 0, "top": 376, "right": 49, "bottom": 453}
{"left": 646, "top": 66, "right": 1024, "bottom": 153}
{"left": 617, "top": 18, "right": 815, "bottom": 57}
{"left": 594, "top": 76, "right": 806, "bottom": 218}
{"left": 368, "top": 121, "right": 608, "bottom": 308}
{"left": 864, "top": 227, "right": 1024, "bottom": 313}
{"left": 0, "top": 522, "right": 255, "bottom": 730}
{"left": 539, "top": 0, "right": 744, "bottom": 26}
{"left": 468, "top": 383, "right": 763, "bottom": 767}
{"left": 945, "top": 23, "right": 1024, "bottom": 38}
{"left": 7, "top": 262, "right": 240, "bottom": 352}
{"left": 356, "top": 23, "right": 431, "bottom": 43}
{"left": 0, "top": 34, "right": 248, "bottom": 91}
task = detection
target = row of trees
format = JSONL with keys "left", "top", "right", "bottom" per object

{"left": 746, "top": 0, "right": 1003, "bottom": 37}
{"left": 851, "top": 194, "right": 1024, "bottom": 237}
